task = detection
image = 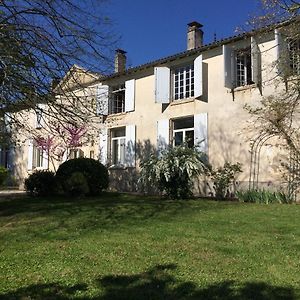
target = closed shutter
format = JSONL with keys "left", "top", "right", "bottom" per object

{"left": 223, "top": 45, "right": 234, "bottom": 89}
{"left": 125, "top": 79, "right": 135, "bottom": 112}
{"left": 251, "top": 37, "right": 262, "bottom": 86}
{"left": 154, "top": 67, "right": 170, "bottom": 103}
{"left": 275, "top": 28, "right": 289, "bottom": 76}
{"left": 99, "top": 128, "right": 108, "bottom": 165}
{"left": 96, "top": 85, "right": 109, "bottom": 115}
{"left": 42, "top": 150, "right": 48, "bottom": 169}
{"left": 194, "top": 54, "right": 203, "bottom": 98}
{"left": 125, "top": 125, "right": 136, "bottom": 167}
{"left": 194, "top": 113, "right": 208, "bottom": 154}
{"left": 27, "top": 140, "right": 33, "bottom": 170}
{"left": 157, "top": 119, "right": 169, "bottom": 155}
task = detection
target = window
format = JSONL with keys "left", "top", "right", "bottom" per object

{"left": 111, "top": 84, "right": 125, "bottom": 114}
{"left": 235, "top": 47, "right": 253, "bottom": 87}
{"left": 288, "top": 39, "right": 300, "bottom": 75}
{"left": 32, "top": 144, "right": 43, "bottom": 168}
{"left": 111, "top": 127, "right": 126, "bottom": 165}
{"left": 69, "top": 149, "right": 84, "bottom": 159}
{"left": 36, "top": 108, "right": 43, "bottom": 129}
{"left": 90, "top": 150, "right": 94, "bottom": 159}
{"left": 173, "top": 117, "right": 194, "bottom": 148}
{"left": 173, "top": 65, "right": 194, "bottom": 100}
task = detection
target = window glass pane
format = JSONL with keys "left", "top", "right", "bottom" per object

{"left": 120, "top": 138, "right": 126, "bottom": 165}
{"left": 112, "top": 128, "right": 125, "bottom": 138}
{"left": 174, "top": 117, "right": 194, "bottom": 130}
{"left": 112, "top": 139, "right": 119, "bottom": 164}
{"left": 174, "top": 132, "right": 183, "bottom": 146}
{"left": 185, "top": 130, "right": 194, "bottom": 148}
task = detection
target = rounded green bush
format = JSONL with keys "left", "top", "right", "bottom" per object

{"left": 65, "top": 171, "right": 89, "bottom": 197}
{"left": 0, "top": 166, "right": 8, "bottom": 186}
{"left": 56, "top": 158, "right": 109, "bottom": 196}
{"left": 25, "top": 170, "right": 56, "bottom": 196}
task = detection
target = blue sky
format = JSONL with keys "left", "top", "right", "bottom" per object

{"left": 106, "top": 0, "right": 263, "bottom": 68}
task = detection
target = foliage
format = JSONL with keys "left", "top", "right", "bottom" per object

{"left": 140, "top": 145, "right": 208, "bottom": 199}
{"left": 64, "top": 171, "right": 89, "bottom": 197}
{"left": 0, "top": 166, "right": 8, "bottom": 186}
{"left": 24, "top": 170, "right": 56, "bottom": 197}
{"left": 237, "top": 189, "right": 291, "bottom": 204}
{"left": 209, "top": 162, "right": 242, "bottom": 199}
{"left": 0, "top": 195, "right": 300, "bottom": 298}
{"left": 56, "top": 158, "right": 109, "bottom": 196}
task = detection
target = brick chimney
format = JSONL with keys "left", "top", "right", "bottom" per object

{"left": 114, "top": 49, "right": 127, "bottom": 73}
{"left": 187, "top": 22, "right": 203, "bottom": 50}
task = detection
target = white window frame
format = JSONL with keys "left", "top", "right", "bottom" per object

{"left": 172, "top": 117, "right": 194, "bottom": 147}
{"left": 110, "top": 84, "right": 125, "bottom": 114}
{"left": 32, "top": 144, "right": 43, "bottom": 169}
{"left": 173, "top": 64, "right": 195, "bottom": 100}
{"left": 235, "top": 47, "right": 253, "bottom": 87}
{"left": 110, "top": 127, "right": 126, "bottom": 166}
{"left": 288, "top": 38, "right": 300, "bottom": 75}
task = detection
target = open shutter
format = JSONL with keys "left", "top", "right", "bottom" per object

{"left": 275, "top": 28, "right": 289, "bottom": 76}
{"left": 125, "top": 125, "right": 136, "bottom": 167}
{"left": 27, "top": 140, "right": 33, "bottom": 170}
{"left": 157, "top": 119, "right": 169, "bottom": 155}
{"left": 125, "top": 79, "right": 135, "bottom": 112}
{"left": 99, "top": 128, "right": 108, "bottom": 165}
{"left": 154, "top": 67, "right": 170, "bottom": 103}
{"left": 42, "top": 150, "right": 48, "bottom": 169}
{"left": 96, "top": 85, "right": 109, "bottom": 115}
{"left": 223, "top": 45, "right": 234, "bottom": 89}
{"left": 251, "top": 37, "right": 262, "bottom": 86}
{"left": 194, "top": 54, "right": 203, "bottom": 98}
{"left": 194, "top": 113, "right": 208, "bottom": 154}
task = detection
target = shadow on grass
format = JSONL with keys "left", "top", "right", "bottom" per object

{"left": 1, "top": 264, "right": 298, "bottom": 300}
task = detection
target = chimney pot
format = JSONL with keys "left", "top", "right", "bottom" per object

{"left": 187, "top": 21, "right": 204, "bottom": 50}
{"left": 114, "top": 49, "right": 127, "bottom": 73}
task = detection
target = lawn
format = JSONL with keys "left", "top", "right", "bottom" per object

{"left": 0, "top": 193, "right": 299, "bottom": 299}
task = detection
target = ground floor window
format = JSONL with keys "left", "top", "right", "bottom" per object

{"left": 69, "top": 149, "right": 84, "bottom": 159}
{"left": 33, "top": 145, "right": 43, "bottom": 168}
{"left": 173, "top": 117, "right": 194, "bottom": 148}
{"left": 111, "top": 127, "right": 126, "bottom": 165}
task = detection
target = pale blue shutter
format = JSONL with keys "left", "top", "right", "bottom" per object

{"left": 157, "top": 119, "right": 169, "bottom": 155}
{"left": 27, "top": 140, "right": 33, "bottom": 170}
{"left": 99, "top": 128, "right": 108, "bottom": 165}
{"left": 194, "top": 54, "right": 203, "bottom": 98}
{"left": 154, "top": 67, "right": 170, "bottom": 103}
{"left": 223, "top": 45, "right": 234, "bottom": 89}
{"left": 125, "top": 125, "right": 136, "bottom": 167}
{"left": 125, "top": 79, "right": 135, "bottom": 112}
{"left": 194, "top": 113, "right": 208, "bottom": 154}
{"left": 251, "top": 37, "right": 262, "bottom": 86}
{"left": 96, "top": 85, "right": 109, "bottom": 115}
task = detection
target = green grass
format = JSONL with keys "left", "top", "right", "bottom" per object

{"left": 0, "top": 193, "right": 299, "bottom": 299}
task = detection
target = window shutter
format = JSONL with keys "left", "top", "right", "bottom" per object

{"left": 194, "top": 54, "right": 203, "bottom": 98}
{"left": 275, "top": 28, "right": 289, "bottom": 76}
{"left": 194, "top": 113, "right": 208, "bottom": 154}
{"left": 42, "top": 150, "right": 48, "bottom": 169}
{"left": 99, "top": 128, "right": 108, "bottom": 165}
{"left": 223, "top": 45, "right": 234, "bottom": 89}
{"left": 154, "top": 67, "right": 170, "bottom": 103}
{"left": 36, "top": 104, "right": 46, "bottom": 128}
{"left": 96, "top": 85, "right": 109, "bottom": 115}
{"left": 125, "top": 124, "right": 136, "bottom": 167}
{"left": 251, "top": 37, "right": 262, "bottom": 86}
{"left": 27, "top": 140, "right": 33, "bottom": 170}
{"left": 157, "top": 119, "right": 169, "bottom": 155}
{"left": 125, "top": 79, "right": 135, "bottom": 112}
{"left": 4, "top": 113, "right": 11, "bottom": 132}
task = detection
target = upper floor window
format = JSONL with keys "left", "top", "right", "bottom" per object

{"left": 173, "top": 65, "right": 194, "bottom": 100}
{"left": 173, "top": 117, "right": 194, "bottom": 148}
{"left": 110, "top": 84, "right": 125, "bottom": 114}
{"left": 288, "top": 39, "right": 300, "bottom": 75}
{"left": 236, "top": 48, "right": 253, "bottom": 87}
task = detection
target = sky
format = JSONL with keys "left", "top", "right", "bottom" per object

{"left": 105, "top": 0, "right": 263, "bottom": 68}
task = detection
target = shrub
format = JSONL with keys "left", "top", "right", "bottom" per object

{"left": 236, "top": 189, "right": 290, "bottom": 204}
{"left": 25, "top": 170, "right": 56, "bottom": 196}
{"left": 209, "top": 162, "right": 242, "bottom": 199}
{"left": 140, "top": 145, "right": 208, "bottom": 199}
{"left": 64, "top": 171, "right": 89, "bottom": 197}
{"left": 56, "top": 158, "right": 109, "bottom": 196}
{"left": 0, "top": 166, "right": 8, "bottom": 186}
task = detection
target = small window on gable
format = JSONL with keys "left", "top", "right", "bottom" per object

{"left": 173, "top": 64, "right": 194, "bottom": 100}
{"left": 110, "top": 84, "right": 125, "bottom": 114}
{"left": 173, "top": 117, "right": 194, "bottom": 148}
{"left": 236, "top": 47, "right": 253, "bottom": 87}
{"left": 288, "top": 39, "right": 300, "bottom": 75}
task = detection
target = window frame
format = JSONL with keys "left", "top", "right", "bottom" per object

{"left": 110, "top": 83, "right": 125, "bottom": 114}
{"left": 32, "top": 144, "right": 43, "bottom": 169}
{"left": 234, "top": 47, "right": 253, "bottom": 88}
{"left": 288, "top": 38, "right": 300, "bottom": 76}
{"left": 172, "top": 116, "right": 195, "bottom": 148}
{"left": 110, "top": 127, "right": 126, "bottom": 166}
